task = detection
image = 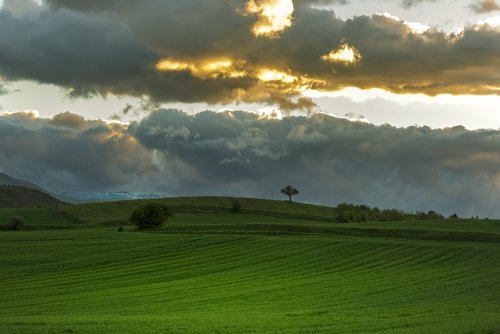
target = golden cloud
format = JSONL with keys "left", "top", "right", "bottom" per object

{"left": 242, "top": 0, "right": 294, "bottom": 38}
{"left": 321, "top": 41, "right": 362, "bottom": 65}
{"left": 156, "top": 58, "right": 247, "bottom": 79}
{"left": 2, "top": 1, "right": 500, "bottom": 111}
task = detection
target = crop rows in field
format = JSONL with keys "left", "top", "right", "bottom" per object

{"left": 0, "top": 229, "right": 499, "bottom": 333}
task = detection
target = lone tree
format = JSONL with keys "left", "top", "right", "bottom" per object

{"left": 281, "top": 185, "right": 299, "bottom": 202}
{"left": 129, "top": 203, "right": 171, "bottom": 229}
{"left": 231, "top": 199, "right": 242, "bottom": 212}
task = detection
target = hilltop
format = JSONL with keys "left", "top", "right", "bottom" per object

{"left": 1, "top": 196, "right": 498, "bottom": 244}
{"left": 0, "top": 172, "right": 46, "bottom": 192}
{"left": 0, "top": 185, "right": 66, "bottom": 208}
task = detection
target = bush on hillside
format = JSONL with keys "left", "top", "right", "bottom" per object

{"left": 334, "top": 203, "right": 449, "bottom": 223}
{"left": 231, "top": 199, "right": 242, "bottom": 212}
{"left": 129, "top": 203, "right": 171, "bottom": 229}
{"left": 6, "top": 216, "right": 25, "bottom": 230}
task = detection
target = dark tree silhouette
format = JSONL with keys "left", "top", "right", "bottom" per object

{"left": 281, "top": 185, "right": 299, "bottom": 202}
{"left": 129, "top": 203, "right": 171, "bottom": 229}
{"left": 6, "top": 216, "right": 25, "bottom": 230}
{"left": 231, "top": 199, "right": 242, "bottom": 212}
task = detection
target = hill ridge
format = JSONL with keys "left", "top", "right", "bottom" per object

{"left": 0, "top": 185, "right": 66, "bottom": 208}
{"left": 0, "top": 172, "right": 47, "bottom": 193}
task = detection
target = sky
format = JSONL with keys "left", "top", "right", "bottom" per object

{"left": 0, "top": 0, "right": 500, "bottom": 217}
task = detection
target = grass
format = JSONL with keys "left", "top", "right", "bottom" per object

{"left": 59, "top": 196, "right": 339, "bottom": 224}
{"left": 0, "top": 197, "right": 499, "bottom": 333}
{"left": 0, "top": 229, "right": 499, "bottom": 333}
{"left": 0, "top": 207, "right": 72, "bottom": 228}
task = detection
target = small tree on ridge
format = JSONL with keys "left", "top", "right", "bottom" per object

{"left": 281, "top": 185, "right": 299, "bottom": 202}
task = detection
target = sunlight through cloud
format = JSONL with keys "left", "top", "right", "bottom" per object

{"left": 257, "top": 69, "right": 298, "bottom": 83}
{"left": 156, "top": 58, "right": 247, "bottom": 79}
{"left": 242, "top": 0, "right": 294, "bottom": 38}
{"left": 321, "top": 41, "right": 362, "bottom": 65}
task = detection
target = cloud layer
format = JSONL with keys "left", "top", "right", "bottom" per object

{"left": 2, "top": 109, "right": 500, "bottom": 217}
{"left": 471, "top": 0, "right": 500, "bottom": 13}
{"left": 0, "top": 111, "right": 158, "bottom": 192}
{"left": 0, "top": 0, "right": 499, "bottom": 111}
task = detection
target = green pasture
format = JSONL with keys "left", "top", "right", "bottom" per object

{"left": 0, "top": 197, "right": 499, "bottom": 333}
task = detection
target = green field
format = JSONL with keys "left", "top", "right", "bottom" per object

{"left": 1, "top": 198, "right": 499, "bottom": 333}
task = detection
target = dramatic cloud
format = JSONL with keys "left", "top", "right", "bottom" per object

{"left": 471, "top": 0, "right": 500, "bottom": 13}
{"left": 129, "top": 109, "right": 500, "bottom": 217}
{"left": 242, "top": 0, "right": 295, "bottom": 38}
{"left": 48, "top": 111, "right": 87, "bottom": 130}
{"left": 0, "top": 0, "right": 499, "bottom": 111}
{"left": 0, "top": 111, "right": 158, "bottom": 192}
{"left": 3, "top": 109, "right": 499, "bottom": 217}
{"left": 321, "top": 41, "right": 362, "bottom": 64}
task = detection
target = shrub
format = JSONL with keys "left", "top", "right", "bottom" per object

{"left": 6, "top": 216, "right": 25, "bottom": 231}
{"left": 129, "top": 203, "right": 171, "bottom": 229}
{"left": 231, "top": 199, "right": 242, "bottom": 212}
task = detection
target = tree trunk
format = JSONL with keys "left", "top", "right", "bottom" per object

{"left": 288, "top": 195, "right": 292, "bottom": 202}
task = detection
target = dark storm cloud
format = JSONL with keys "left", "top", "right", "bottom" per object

{"left": 130, "top": 109, "right": 500, "bottom": 217}
{"left": 0, "top": 112, "right": 158, "bottom": 192}
{"left": 0, "top": 1, "right": 267, "bottom": 106}
{"left": 0, "top": 4, "right": 160, "bottom": 98}
{"left": 2, "top": 109, "right": 500, "bottom": 216}
{"left": 0, "top": 0, "right": 499, "bottom": 110}
{"left": 470, "top": 0, "right": 500, "bottom": 13}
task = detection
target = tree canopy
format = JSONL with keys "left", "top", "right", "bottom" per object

{"left": 129, "top": 203, "right": 171, "bottom": 229}
{"left": 281, "top": 185, "right": 299, "bottom": 202}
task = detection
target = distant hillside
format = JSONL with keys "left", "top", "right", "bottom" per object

{"left": 0, "top": 173, "right": 46, "bottom": 193}
{"left": 0, "top": 185, "right": 66, "bottom": 208}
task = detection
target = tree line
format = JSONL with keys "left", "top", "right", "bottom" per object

{"left": 334, "top": 203, "right": 460, "bottom": 223}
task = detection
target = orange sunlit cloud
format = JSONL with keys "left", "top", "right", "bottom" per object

{"left": 156, "top": 58, "right": 247, "bottom": 79}
{"left": 257, "top": 69, "right": 298, "bottom": 83}
{"left": 157, "top": 58, "right": 323, "bottom": 92}
{"left": 321, "top": 41, "right": 362, "bottom": 65}
{"left": 242, "top": 0, "right": 294, "bottom": 38}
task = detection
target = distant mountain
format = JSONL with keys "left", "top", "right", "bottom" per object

{"left": 0, "top": 172, "right": 47, "bottom": 193}
{"left": 57, "top": 191, "right": 161, "bottom": 203}
{"left": 0, "top": 173, "right": 161, "bottom": 205}
{"left": 0, "top": 185, "right": 66, "bottom": 208}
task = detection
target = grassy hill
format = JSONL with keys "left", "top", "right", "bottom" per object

{"left": 0, "top": 196, "right": 337, "bottom": 229}
{"left": 1, "top": 196, "right": 499, "bottom": 333}
{"left": 2, "top": 196, "right": 499, "bottom": 243}
{"left": 0, "top": 185, "right": 66, "bottom": 209}
{"left": 0, "top": 172, "right": 46, "bottom": 192}
{"left": 60, "top": 196, "right": 338, "bottom": 224}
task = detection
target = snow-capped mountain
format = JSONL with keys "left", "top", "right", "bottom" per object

{"left": 57, "top": 191, "right": 161, "bottom": 203}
